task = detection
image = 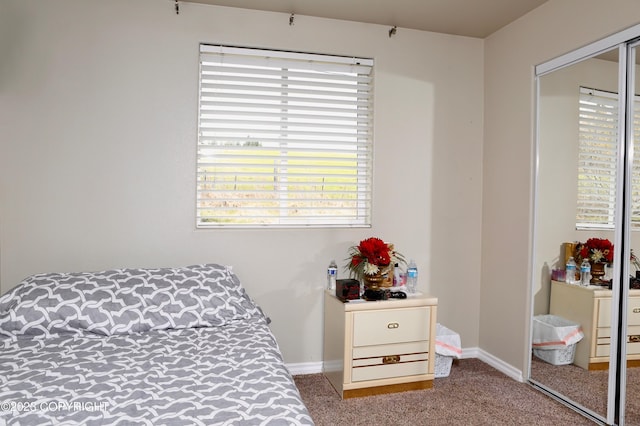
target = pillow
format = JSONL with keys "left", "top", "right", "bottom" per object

{"left": 0, "top": 264, "right": 265, "bottom": 342}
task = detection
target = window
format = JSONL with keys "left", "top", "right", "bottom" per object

{"left": 576, "top": 87, "right": 619, "bottom": 229}
{"left": 196, "top": 45, "right": 374, "bottom": 228}
{"left": 577, "top": 87, "right": 640, "bottom": 229}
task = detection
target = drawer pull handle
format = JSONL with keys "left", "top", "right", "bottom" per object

{"left": 387, "top": 322, "right": 399, "bottom": 329}
{"left": 630, "top": 335, "right": 640, "bottom": 343}
{"left": 382, "top": 355, "right": 400, "bottom": 364}
{"left": 633, "top": 308, "right": 640, "bottom": 314}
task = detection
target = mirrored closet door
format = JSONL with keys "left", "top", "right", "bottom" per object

{"left": 625, "top": 41, "right": 640, "bottom": 426}
{"left": 530, "top": 25, "right": 640, "bottom": 426}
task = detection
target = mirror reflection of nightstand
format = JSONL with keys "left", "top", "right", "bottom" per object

{"left": 550, "top": 280, "right": 640, "bottom": 370}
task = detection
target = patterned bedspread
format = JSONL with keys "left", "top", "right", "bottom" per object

{"left": 0, "top": 264, "right": 314, "bottom": 425}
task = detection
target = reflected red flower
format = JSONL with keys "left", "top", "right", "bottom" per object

{"left": 576, "top": 238, "right": 614, "bottom": 264}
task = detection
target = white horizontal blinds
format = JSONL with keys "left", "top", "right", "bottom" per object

{"left": 576, "top": 87, "right": 640, "bottom": 229}
{"left": 631, "top": 92, "right": 640, "bottom": 229}
{"left": 197, "top": 45, "right": 374, "bottom": 227}
{"left": 576, "top": 87, "right": 619, "bottom": 229}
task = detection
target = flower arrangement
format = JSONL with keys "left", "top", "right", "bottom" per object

{"left": 575, "top": 238, "right": 614, "bottom": 264}
{"left": 346, "top": 237, "right": 404, "bottom": 279}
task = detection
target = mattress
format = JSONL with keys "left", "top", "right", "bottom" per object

{"left": 0, "top": 264, "right": 314, "bottom": 425}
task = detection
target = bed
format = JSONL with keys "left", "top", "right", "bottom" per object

{"left": 0, "top": 263, "right": 314, "bottom": 425}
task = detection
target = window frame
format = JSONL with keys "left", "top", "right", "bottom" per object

{"left": 196, "top": 45, "right": 374, "bottom": 229}
{"left": 576, "top": 86, "right": 640, "bottom": 230}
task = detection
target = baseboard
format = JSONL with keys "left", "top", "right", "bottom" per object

{"left": 287, "top": 347, "right": 524, "bottom": 382}
{"left": 287, "top": 361, "right": 323, "bottom": 376}
{"left": 473, "top": 347, "right": 524, "bottom": 382}
{"left": 460, "top": 347, "right": 479, "bottom": 359}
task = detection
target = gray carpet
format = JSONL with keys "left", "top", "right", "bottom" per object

{"left": 531, "top": 355, "right": 640, "bottom": 424}
{"left": 294, "top": 358, "right": 593, "bottom": 425}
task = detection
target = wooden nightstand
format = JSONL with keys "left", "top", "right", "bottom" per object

{"left": 322, "top": 290, "right": 438, "bottom": 398}
{"left": 550, "top": 280, "right": 640, "bottom": 370}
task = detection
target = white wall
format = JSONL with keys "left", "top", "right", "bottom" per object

{"left": 0, "top": 0, "right": 484, "bottom": 365}
{"left": 483, "top": 0, "right": 640, "bottom": 372}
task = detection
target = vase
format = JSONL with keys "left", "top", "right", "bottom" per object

{"left": 363, "top": 272, "right": 384, "bottom": 290}
{"left": 590, "top": 262, "right": 607, "bottom": 285}
{"left": 380, "top": 264, "right": 394, "bottom": 288}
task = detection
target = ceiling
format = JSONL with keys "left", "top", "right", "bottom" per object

{"left": 184, "top": 0, "right": 548, "bottom": 39}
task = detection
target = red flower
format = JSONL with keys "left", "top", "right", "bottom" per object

{"left": 576, "top": 238, "right": 614, "bottom": 263}
{"left": 355, "top": 237, "right": 390, "bottom": 266}
{"left": 345, "top": 237, "right": 405, "bottom": 279}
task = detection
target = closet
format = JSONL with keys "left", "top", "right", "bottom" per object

{"left": 530, "top": 24, "right": 640, "bottom": 425}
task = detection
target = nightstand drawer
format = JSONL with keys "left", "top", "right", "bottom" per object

{"left": 352, "top": 359, "right": 428, "bottom": 382}
{"left": 629, "top": 298, "right": 640, "bottom": 326}
{"left": 599, "top": 298, "right": 640, "bottom": 327}
{"left": 352, "top": 352, "right": 428, "bottom": 368}
{"left": 594, "top": 342, "right": 640, "bottom": 357}
{"left": 353, "top": 341, "right": 429, "bottom": 359}
{"left": 352, "top": 307, "right": 430, "bottom": 347}
{"left": 595, "top": 326, "right": 640, "bottom": 356}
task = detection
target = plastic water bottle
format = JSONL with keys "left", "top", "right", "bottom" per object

{"left": 565, "top": 257, "right": 577, "bottom": 284}
{"left": 406, "top": 259, "right": 418, "bottom": 294}
{"left": 327, "top": 260, "right": 337, "bottom": 291}
{"left": 580, "top": 259, "right": 591, "bottom": 286}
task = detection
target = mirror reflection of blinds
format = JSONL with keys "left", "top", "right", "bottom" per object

{"left": 576, "top": 87, "right": 640, "bottom": 229}
{"left": 196, "top": 45, "right": 374, "bottom": 228}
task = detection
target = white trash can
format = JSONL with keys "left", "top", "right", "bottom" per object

{"left": 532, "top": 315, "right": 584, "bottom": 366}
{"left": 435, "top": 323, "right": 461, "bottom": 378}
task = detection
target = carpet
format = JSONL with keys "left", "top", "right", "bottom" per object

{"left": 294, "top": 358, "right": 593, "bottom": 425}
{"left": 531, "top": 355, "right": 640, "bottom": 424}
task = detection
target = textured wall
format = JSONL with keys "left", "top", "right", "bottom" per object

{"left": 0, "top": 0, "right": 484, "bottom": 364}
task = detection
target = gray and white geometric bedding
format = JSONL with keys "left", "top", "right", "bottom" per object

{"left": 0, "top": 264, "right": 314, "bottom": 425}
{"left": 0, "top": 264, "right": 266, "bottom": 342}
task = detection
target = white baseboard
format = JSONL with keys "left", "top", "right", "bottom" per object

{"left": 460, "top": 347, "right": 480, "bottom": 359}
{"left": 287, "top": 361, "right": 323, "bottom": 376}
{"left": 286, "top": 347, "right": 524, "bottom": 383}
{"left": 473, "top": 347, "right": 524, "bottom": 382}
